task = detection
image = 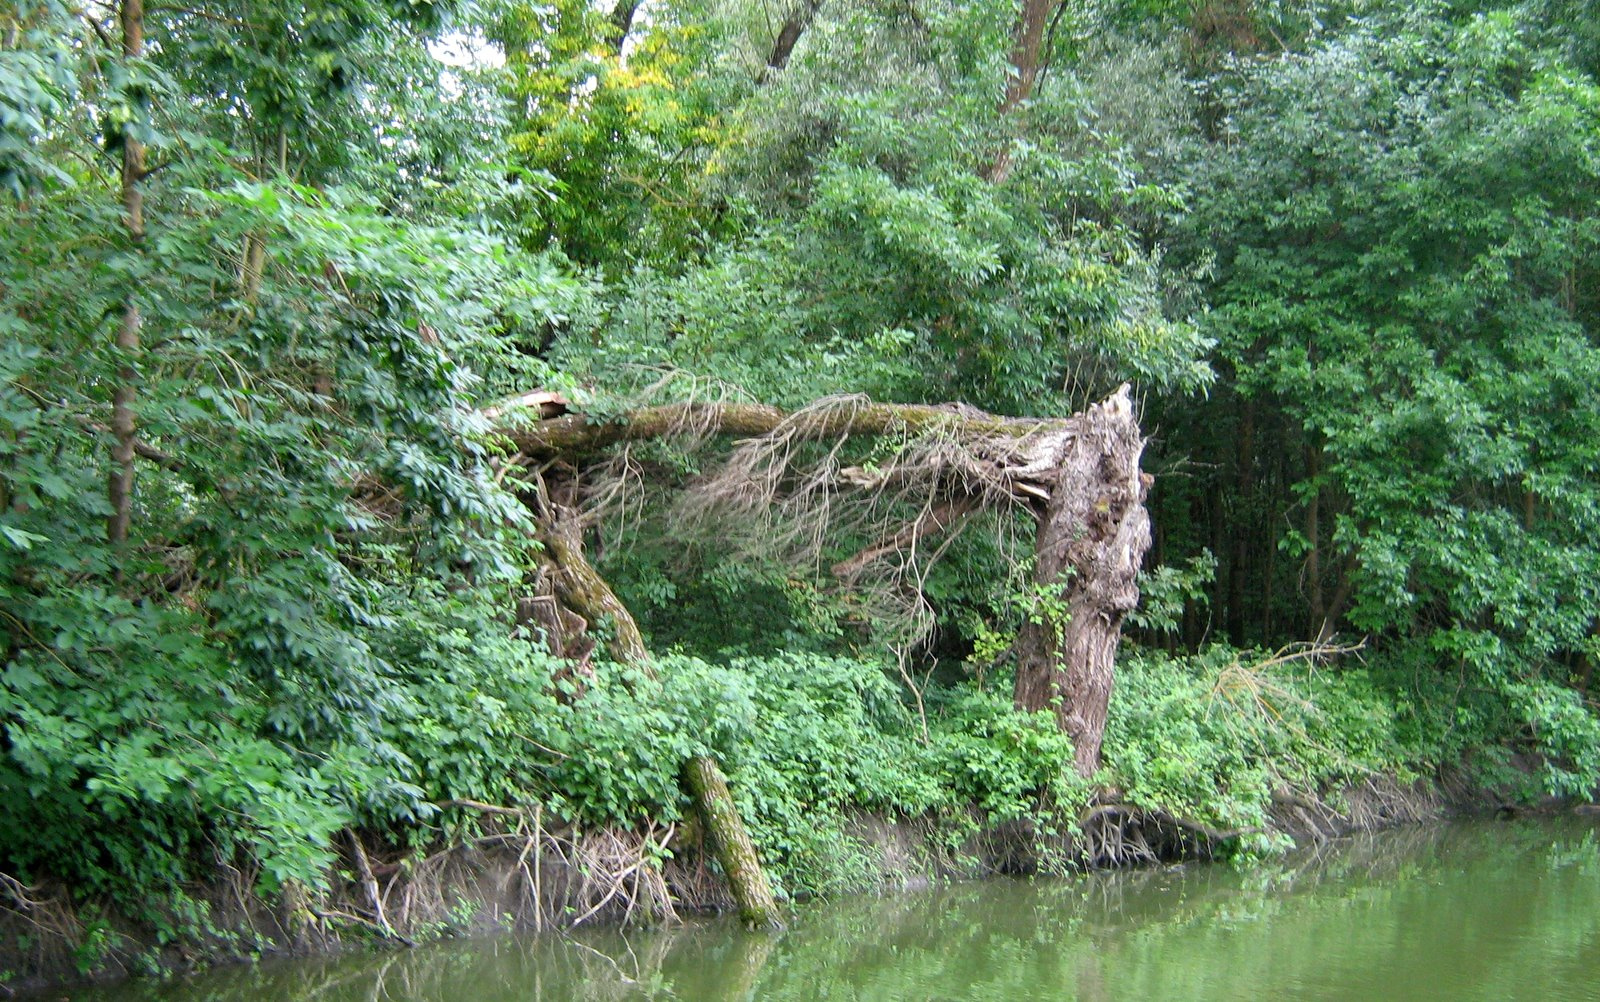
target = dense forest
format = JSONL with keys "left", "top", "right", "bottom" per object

{"left": 3, "top": 0, "right": 1599, "bottom": 980}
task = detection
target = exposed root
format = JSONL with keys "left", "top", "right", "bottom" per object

{"left": 0, "top": 872, "right": 83, "bottom": 984}
{"left": 660, "top": 393, "right": 1055, "bottom": 664}
{"left": 1077, "top": 804, "right": 1255, "bottom": 868}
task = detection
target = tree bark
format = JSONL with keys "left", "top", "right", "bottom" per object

{"left": 1011, "top": 388, "right": 1150, "bottom": 777}
{"left": 985, "top": 0, "right": 1063, "bottom": 182}
{"left": 108, "top": 0, "right": 145, "bottom": 547}
{"left": 538, "top": 500, "right": 649, "bottom": 663}
{"left": 682, "top": 755, "right": 784, "bottom": 929}
{"left": 998, "top": 0, "right": 1059, "bottom": 116}
{"left": 759, "top": 0, "right": 823, "bottom": 82}
{"left": 1305, "top": 441, "right": 1324, "bottom": 638}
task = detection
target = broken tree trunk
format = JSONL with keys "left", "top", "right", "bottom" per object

{"left": 516, "top": 471, "right": 783, "bottom": 928}
{"left": 1010, "top": 389, "right": 1151, "bottom": 778}
{"left": 493, "top": 385, "right": 1151, "bottom": 782}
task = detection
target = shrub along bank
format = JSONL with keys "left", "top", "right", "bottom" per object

{"left": 0, "top": 612, "right": 1539, "bottom": 988}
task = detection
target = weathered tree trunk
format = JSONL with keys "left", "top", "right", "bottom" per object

{"left": 538, "top": 499, "right": 648, "bottom": 663}
{"left": 108, "top": 0, "right": 145, "bottom": 547}
{"left": 1011, "top": 389, "right": 1151, "bottom": 778}
{"left": 682, "top": 755, "right": 784, "bottom": 929}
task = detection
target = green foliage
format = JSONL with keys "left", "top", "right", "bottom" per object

{"left": 499, "top": 653, "right": 1085, "bottom": 896}
{"left": 7, "top": 0, "right": 1600, "bottom": 975}
{"left": 0, "top": 2, "right": 80, "bottom": 197}
{"left": 1137, "top": 0, "right": 1600, "bottom": 783}
{"left": 1129, "top": 550, "right": 1217, "bottom": 634}
{"left": 534, "top": 0, "right": 1211, "bottom": 413}
{"left": 0, "top": 0, "right": 588, "bottom": 934}
{"left": 493, "top": 0, "right": 740, "bottom": 266}
{"left": 1105, "top": 646, "right": 1417, "bottom": 848}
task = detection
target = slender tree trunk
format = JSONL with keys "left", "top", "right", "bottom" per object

{"left": 108, "top": 0, "right": 145, "bottom": 547}
{"left": 1011, "top": 389, "right": 1151, "bottom": 777}
{"left": 985, "top": 0, "right": 1062, "bottom": 182}
{"left": 538, "top": 499, "right": 648, "bottom": 663}
{"left": 760, "top": 0, "right": 824, "bottom": 81}
{"left": 1263, "top": 436, "right": 1283, "bottom": 639}
{"left": 1208, "top": 454, "right": 1226, "bottom": 636}
{"left": 1227, "top": 400, "right": 1255, "bottom": 643}
{"left": 1316, "top": 561, "right": 1354, "bottom": 645}
{"left": 238, "top": 129, "right": 284, "bottom": 304}
{"left": 1305, "top": 442, "right": 1324, "bottom": 639}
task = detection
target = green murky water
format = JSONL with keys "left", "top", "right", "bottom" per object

{"left": 49, "top": 818, "right": 1600, "bottom": 1001}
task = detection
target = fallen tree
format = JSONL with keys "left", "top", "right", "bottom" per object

{"left": 492, "top": 385, "right": 1151, "bottom": 779}
{"left": 482, "top": 384, "right": 1148, "bottom": 928}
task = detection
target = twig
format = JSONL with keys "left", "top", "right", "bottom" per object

{"left": 432, "top": 799, "right": 526, "bottom": 817}
{"left": 344, "top": 831, "right": 414, "bottom": 946}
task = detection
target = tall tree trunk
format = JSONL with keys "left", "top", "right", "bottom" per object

{"left": 985, "top": 0, "right": 1062, "bottom": 182}
{"left": 1227, "top": 399, "right": 1255, "bottom": 643}
{"left": 108, "top": 0, "right": 145, "bottom": 547}
{"left": 1010, "top": 389, "right": 1151, "bottom": 777}
{"left": 1263, "top": 435, "right": 1284, "bottom": 640}
{"left": 1305, "top": 441, "right": 1324, "bottom": 639}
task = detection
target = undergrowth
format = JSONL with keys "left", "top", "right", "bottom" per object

{"left": 5, "top": 594, "right": 1591, "bottom": 979}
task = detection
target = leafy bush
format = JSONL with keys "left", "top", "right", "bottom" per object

{"left": 1104, "top": 646, "right": 1416, "bottom": 847}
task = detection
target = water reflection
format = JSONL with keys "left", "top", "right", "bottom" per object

{"left": 50, "top": 818, "right": 1600, "bottom": 1002}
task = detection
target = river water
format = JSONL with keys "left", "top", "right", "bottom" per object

{"left": 50, "top": 817, "right": 1600, "bottom": 1001}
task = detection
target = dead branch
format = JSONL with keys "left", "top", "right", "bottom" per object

{"left": 830, "top": 494, "right": 980, "bottom": 582}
